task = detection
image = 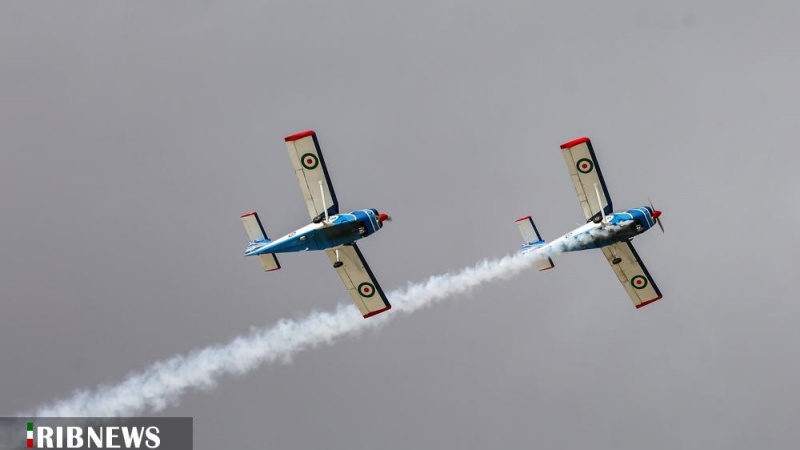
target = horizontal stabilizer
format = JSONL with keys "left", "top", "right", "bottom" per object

{"left": 537, "top": 256, "right": 555, "bottom": 272}
{"left": 241, "top": 211, "right": 281, "bottom": 272}
{"left": 515, "top": 215, "right": 555, "bottom": 271}
{"left": 241, "top": 211, "right": 268, "bottom": 242}
{"left": 257, "top": 254, "right": 281, "bottom": 272}
{"left": 515, "top": 215, "right": 544, "bottom": 244}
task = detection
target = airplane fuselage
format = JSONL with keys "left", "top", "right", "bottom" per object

{"left": 245, "top": 208, "right": 384, "bottom": 256}
{"left": 522, "top": 206, "right": 657, "bottom": 255}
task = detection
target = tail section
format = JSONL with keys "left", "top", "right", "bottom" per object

{"left": 240, "top": 211, "right": 281, "bottom": 272}
{"left": 515, "top": 215, "right": 555, "bottom": 271}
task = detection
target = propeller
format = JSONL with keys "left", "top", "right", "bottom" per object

{"left": 648, "top": 198, "right": 664, "bottom": 233}
{"left": 378, "top": 212, "right": 392, "bottom": 223}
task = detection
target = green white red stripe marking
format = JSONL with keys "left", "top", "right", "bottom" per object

{"left": 27, "top": 422, "right": 34, "bottom": 448}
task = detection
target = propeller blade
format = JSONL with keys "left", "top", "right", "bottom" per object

{"left": 648, "top": 197, "right": 664, "bottom": 233}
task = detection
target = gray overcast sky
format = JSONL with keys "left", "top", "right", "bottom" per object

{"left": 2, "top": 1, "right": 799, "bottom": 449}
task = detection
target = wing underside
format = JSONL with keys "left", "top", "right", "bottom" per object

{"left": 285, "top": 130, "right": 339, "bottom": 221}
{"left": 560, "top": 137, "right": 613, "bottom": 222}
{"left": 601, "top": 241, "right": 662, "bottom": 308}
{"left": 326, "top": 244, "right": 391, "bottom": 318}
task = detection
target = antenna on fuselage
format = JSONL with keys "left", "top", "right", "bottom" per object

{"left": 594, "top": 183, "right": 607, "bottom": 225}
{"left": 319, "top": 180, "right": 330, "bottom": 223}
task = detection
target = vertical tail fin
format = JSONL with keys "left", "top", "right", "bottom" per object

{"left": 515, "top": 215, "right": 555, "bottom": 271}
{"left": 240, "top": 211, "right": 281, "bottom": 272}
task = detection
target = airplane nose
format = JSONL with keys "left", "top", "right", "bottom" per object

{"left": 378, "top": 212, "right": 391, "bottom": 222}
{"left": 652, "top": 210, "right": 662, "bottom": 219}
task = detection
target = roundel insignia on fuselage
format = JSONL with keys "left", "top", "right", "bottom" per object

{"left": 631, "top": 275, "right": 648, "bottom": 290}
{"left": 576, "top": 158, "right": 594, "bottom": 174}
{"left": 358, "top": 282, "right": 376, "bottom": 298}
{"left": 301, "top": 153, "right": 319, "bottom": 170}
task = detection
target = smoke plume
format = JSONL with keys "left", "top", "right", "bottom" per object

{"left": 28, "top": 248, "right": 561, "bottom": 417}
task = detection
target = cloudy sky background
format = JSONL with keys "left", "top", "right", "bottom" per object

{"left": 2, "top": 1, "right": 799, "bottom": 449}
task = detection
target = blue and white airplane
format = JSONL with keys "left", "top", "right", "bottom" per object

{"left": 240, "top": 130, "right": 392, "bottom": 318}
{"left": 516, "top": 137, "right": 664, "bottom": 308}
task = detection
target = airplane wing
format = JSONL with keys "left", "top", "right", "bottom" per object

{"left": 326, "top": 244, "right": 391, "bottom": 318}
{"left": 560, "top": 137, "right": 613, "bottom": 223}
{"left": 285, "top": 130, "right": 339, "bottom": 221}
{"left": 601, "top": 241, "right": 662, "bottom": 308}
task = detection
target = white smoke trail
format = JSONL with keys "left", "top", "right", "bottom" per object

{"left": 27, "top": 251, "right": 547, "bottom": 417}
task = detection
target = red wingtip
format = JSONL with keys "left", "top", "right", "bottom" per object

{"left": 560, "top": 136, "right": 591, "bottom": 150}
{"left": 363, "top": 305, "right": 392, "bottom": 318}
{"left": 284, "top": 130, "right": 316, "bottom": 142}
{"left": 635, "top": 295, "right": 663, "bottom": 308}
{"left": 515, "top": 215, "right": 532, "bottom": 222}
{"left": 240, "top": 211, "right": 257, "bottom": 218}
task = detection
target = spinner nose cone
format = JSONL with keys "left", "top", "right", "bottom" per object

{"left": 378, "top": 212, "right": 391, "bottom": 223}
{"left": 651, "top": 210, "right": 662, "bottom": 219}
